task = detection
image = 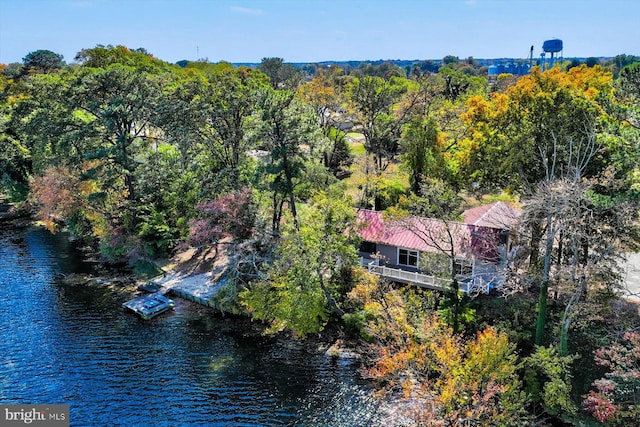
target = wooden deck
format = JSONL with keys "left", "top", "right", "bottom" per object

{"left": 366, "top": 263, "right": 450, "bottom": 291}
{"left": 364, "top": 262, "right": 483, "bottom": 294}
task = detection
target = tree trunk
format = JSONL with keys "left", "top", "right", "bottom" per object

{"left": 289, "top": 190, "right": 298, "bottom": 230}
{"left": 535, "top": 280, "right": 548, "bottom": 346}
{"left": 272, "top": 193, "right": 284, "bottom": 233}
{"left": 529, "top": 220, "right": 543, "bottom": 272}
{"left": 559, "top": 297, "right": 572, "bottom": 357}
{"left": 560, "top": 240, "right": 585, "bottom": 356}
{"left": 535, "top": 213, "right": 555, "bottom": 346}
{"left": 556, "top": 231, "right": 563, "bottom": 271}
{"left": 124, "top": 173, "right": 138, "bottom": 228}
{"left": 124, "top": 173, "right": 136, "bottom": 202}
{"left": 452, "top": 279, "right": 460, "bottom": 333}
{"left": 318, "top": 273, "right": 345, "bottom": 317}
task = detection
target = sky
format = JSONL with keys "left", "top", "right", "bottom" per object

{"left": 1, "top": 0, "right": 639, "bottom": 65}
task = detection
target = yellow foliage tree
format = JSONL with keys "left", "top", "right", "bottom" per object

{"left": 459, "top": 65, "right": 613, "bottom": 193}
{"left": 351, "top": 278, "right": 527, "bottom": 425}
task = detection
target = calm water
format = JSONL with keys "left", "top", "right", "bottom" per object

{"left": 0, "top": 226, "right": 388, "bottom": 426}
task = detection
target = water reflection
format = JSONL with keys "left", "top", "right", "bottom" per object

{"left": 0, "top": 227, "right": 387, "bottom": 426}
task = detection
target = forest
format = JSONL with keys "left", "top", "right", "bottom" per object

{"left": 1, "top": 46, "right": 639, "bottom": 425}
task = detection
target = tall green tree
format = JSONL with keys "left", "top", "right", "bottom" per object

{"left": 13, "top": 70, "right": 84, "bottom": 173}
{"left": 241, "top": 193, "right": 360, "bottom": 336}
{"left": 22, "top": 50, "right": 65, "bottom": 74}
{"left": 74, "top": 45, "right": 170, "bottom": 71}
{"left": 298, "top": 69, "right": 353, "bottom": 177}
{"left": 135, "top": 143, "right": 199, "bottom": 255}
{"left": 258, "top": 57, "right": 302, "bottom": 90}
{"left": 67, "top": 65, "right": 163, "bottom": 217}
{"left": 346, "top": 75, "right": 407, "bottom": 174}
{"left": 13, "top": 46, "right": 191, "bottom": 252}
{"left": 0, "top": 67, "right": 30, "bottom": 199}
{"left": 18, "top": 59, "right": 169, "bottom": 240}
{"left": 255, "top": 89, "right": 323, "bottom": 231}
{"left": 400, "top": 117, "right": 441, "bottom": 195}
{"left": 398, "top": 73, "right": 470, "bottom": 190}
{"left": 162, "top": 66, "right": 268, "bottom": 186}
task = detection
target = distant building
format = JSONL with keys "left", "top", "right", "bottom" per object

{"left": 488, "top": 62, "right": 531, "bottom": 76}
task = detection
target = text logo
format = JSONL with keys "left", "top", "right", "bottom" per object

{"left": 1, "top": 405, "right": 69, "bottom": 426}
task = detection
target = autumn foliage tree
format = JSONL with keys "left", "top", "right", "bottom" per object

{"left": 188, "top": 188, "right": 256, "bottom": 247}
{"left": 29, "top": 166, "right": 95, "bottom": 236}
{"left": 351, "top": 278, "right": 528, "bottom": 425}
{"left": 461, "top": 65, "right": 635, "bottom": 349}
{"left": 461, "top": 65, "right": 613, "bottom": 193}
{"left": 583, "top": 331, "right": 640, "bottom": 424}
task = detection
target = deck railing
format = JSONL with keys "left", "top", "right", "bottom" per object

{"left": 366, "top": 263, "right": 452, "bottom": 291}
{"left": 363, "top": 260, "right": 487, "bottom": 295}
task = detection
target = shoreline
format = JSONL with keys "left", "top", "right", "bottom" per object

{"left": 1, "top": 224, "right": 390, "bottom": 426}
{"left": 13, "top": 219, "right": 368, "bottom": 362}
{"left": 0, "top": 218, "right": 472, "bottom": 426}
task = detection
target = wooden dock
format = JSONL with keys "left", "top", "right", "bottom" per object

{"left": 122, "top": 293, "right": 175, "bottom": 320}
{"left": 149, "top": 272, "right": 224, "bottom": 308}
{"left": 123, "top": 270, "right": 227, "bottom": 319}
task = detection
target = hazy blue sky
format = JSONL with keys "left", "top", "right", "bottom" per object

{"left": 1, "top": 0, "right": 638, "bottom": 65}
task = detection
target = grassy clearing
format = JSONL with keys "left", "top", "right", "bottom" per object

{"left": 349, "top": 141, "right": 366, "bottom": 155}
{"left": 346, "top": 132, "right": 366, "bottom": 155}
{"left": 339, "top": 135, "right": 511, "bottom": 210}
{"left": 463, "top": 192, "right": 520, "bottom": 209}
{"left": 339, "top": 139, "right": 410, "bottom": 205}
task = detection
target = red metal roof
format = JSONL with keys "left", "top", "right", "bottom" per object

{"left": 357, "top": 210, "right": 471, "bottom": 255}
{"left": 462, "top": 201, "right": 520, "bottom": 229}
{"left": 357, "top": 202, "right": 520, "bottom": 258}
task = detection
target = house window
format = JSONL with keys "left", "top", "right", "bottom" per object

{"left": 359, "top": 241, "right": 377, "bottom": 254}
{"left": 454, "top": 259, "right": 473, "bottom": 277}
{"left": 398, "top": 248, "right": 419, "bottom": 267}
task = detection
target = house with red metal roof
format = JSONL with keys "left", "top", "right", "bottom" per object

{"left": 357, "top": 202, "right": 520, "bottom": 293}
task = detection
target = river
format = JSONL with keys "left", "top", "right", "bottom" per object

{"left": 0, "top": 226, "right": 393, "bottom": 426}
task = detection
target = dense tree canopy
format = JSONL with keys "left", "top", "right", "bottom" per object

{"left": 22, "top": 50, "right": 65, "bottom": 73}
{"left": 2, "top": 45, "right": 639, "bottom": 426}
{"left": 257, "top": 57, "right": 303, "bottom": 90}
{"left": 241, "top": 193, "right": 360, "bottom": 335}
{"left": 462, "top": 65, "right": 615, "bottom": 193}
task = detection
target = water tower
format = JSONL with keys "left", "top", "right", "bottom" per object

{"left": 542, "top": 39, "right": 563, "bottom": 70}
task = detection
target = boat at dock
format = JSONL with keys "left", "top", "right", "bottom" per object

{"left": 122, "top": 293, "right": 174, "bottom": 320}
